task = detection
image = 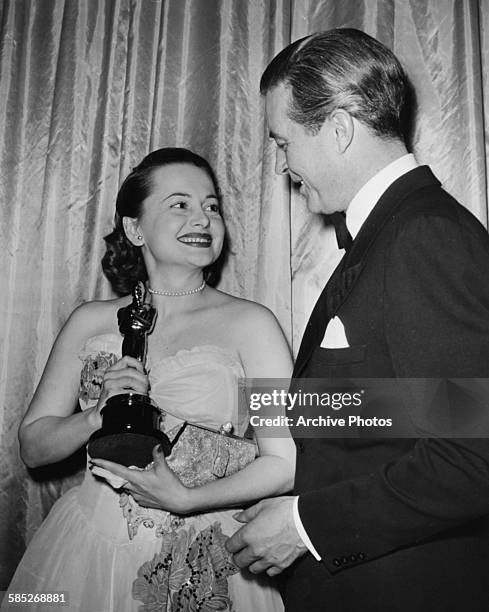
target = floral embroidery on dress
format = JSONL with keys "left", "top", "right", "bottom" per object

{"left": 132, "top": 522, "right": 238, "bottom": 611}
{"left": 79, "top": 351, "right": 118, "bottom": 404}
{"left": 120, "top": 491, "right": 185, "bottom": 540}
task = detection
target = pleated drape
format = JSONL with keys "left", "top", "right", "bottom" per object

{"left": 1, "top": 0, "right": 489, "bottom": 588}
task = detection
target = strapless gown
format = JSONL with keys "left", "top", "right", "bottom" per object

{"left": 5, "top": 335, "right": 283, "bottom": 612}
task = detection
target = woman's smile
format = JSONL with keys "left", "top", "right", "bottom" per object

{"left": 177, "top": 232, "right": 213, "bottom": 247}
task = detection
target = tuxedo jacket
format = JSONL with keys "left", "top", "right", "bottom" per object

{"left": 283, "top": 166, "right": 489, "bottom": 612}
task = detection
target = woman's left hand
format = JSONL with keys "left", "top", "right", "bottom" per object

{"left": 90, "top": 445, "right": 193, "bottom": 514}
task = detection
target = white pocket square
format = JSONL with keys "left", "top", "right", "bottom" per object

{"left": 320, "top": 316, "right": 349, "bottom": 349}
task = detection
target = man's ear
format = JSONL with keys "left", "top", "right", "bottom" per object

{"left": 330, "top": 109, "right": 354, "bottom": 154}
{"left": 122, "top": 216, "right": 144, "bottom": 247}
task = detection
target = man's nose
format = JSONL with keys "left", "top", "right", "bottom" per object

{"left": 275, "top": 148, "right": 288, "bottom": 175}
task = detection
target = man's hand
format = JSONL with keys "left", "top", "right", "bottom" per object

{"left": 226, "top": 496, "right": 307, "bottom": 576}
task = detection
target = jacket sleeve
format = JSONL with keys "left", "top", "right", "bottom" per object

{"left": 298, "top": 210, "right": 489, "bottom": 574}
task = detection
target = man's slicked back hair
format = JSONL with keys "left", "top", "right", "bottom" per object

{"left": 260, "top": 28, "right": 409, "bottom": 140}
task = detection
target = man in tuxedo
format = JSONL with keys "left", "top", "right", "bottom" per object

{"left": 226, "top": 29, "right": 489, "bottom": 611}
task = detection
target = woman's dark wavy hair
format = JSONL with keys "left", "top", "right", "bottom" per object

{"left": 102, "top": 148, "right": 224, "bottom": 296}
{"left": 260, "top": 28, "right": 410, "bottom": 140}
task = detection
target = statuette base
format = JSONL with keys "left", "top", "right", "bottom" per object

{"left": 87, "top": 393, "right": 171, "bottom": 467}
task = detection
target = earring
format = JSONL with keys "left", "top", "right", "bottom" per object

{"left": 137, "top": 235, "right": 143, "bottom": 240}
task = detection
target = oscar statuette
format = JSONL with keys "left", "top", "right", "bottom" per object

{"left": 87, "top": 282, "right": 171, "bottom": 467}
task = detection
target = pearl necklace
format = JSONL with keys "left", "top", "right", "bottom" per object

{"left": 147, "top": 280, "right": 206, "bottom": 297}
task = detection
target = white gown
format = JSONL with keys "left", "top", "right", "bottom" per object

{"left": 5, "top": 334, "right": 283, "bottom": 612}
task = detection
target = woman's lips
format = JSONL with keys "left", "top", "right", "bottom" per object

{"left": 177, "top": 233, "right": 212, "bottom": 247}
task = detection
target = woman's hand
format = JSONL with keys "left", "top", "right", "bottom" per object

{"left": 90, "top": 445, "right": 193, "bottom": 514}
{"left": 87, "top": 356, "right": 149, "bottom": 430}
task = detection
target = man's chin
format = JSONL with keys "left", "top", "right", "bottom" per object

{"left": 305, "top": 197, "right": 325, "bottom": 215}
{"left": 298, "top": 190, "right": 332, "bottom": 215}
{"left": 306, "top": 195, "right": 339, "bottom": 216}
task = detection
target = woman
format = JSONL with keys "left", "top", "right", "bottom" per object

{"left": 6, "top": 148, "right": 295, "bottom": 611}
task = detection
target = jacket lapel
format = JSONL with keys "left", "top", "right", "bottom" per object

{"left": 292, "top": 166, "right": 441, "bottom": 378}
{"left": 293, "top": 258, "right": 345, "bottom": 377}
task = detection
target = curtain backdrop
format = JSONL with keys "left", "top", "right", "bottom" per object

{"left": 1, "top": 0, "right": 488, "bottom": 588}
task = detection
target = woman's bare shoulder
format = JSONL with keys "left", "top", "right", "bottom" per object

{"left": 207, "top": 290, "right": 292, "bottom": 377}
{"left": 63, "top": 296, "right": 131, "bottom": 340}
{"left": 208, "top": 289, "right": 281, "bottom": 331}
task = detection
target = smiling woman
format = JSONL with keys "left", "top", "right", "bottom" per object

{"left": 6, "top": 148, "right": 295, "bottom": 612}
{"left": 121, "top": 161, "right": 225, "bottom": 286}
{"left": 102, "top": 148, "right": 224, "bottom": 297}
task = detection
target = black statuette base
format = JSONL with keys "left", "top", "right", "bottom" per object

{"left": 87, "top": 393, "right": 171, "bottom": 467}
{"left": 88, "top": 431, "right": 166, "bottom": 468}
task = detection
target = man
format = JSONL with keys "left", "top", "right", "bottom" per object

{"left": 226, "top": 29, "right": 489, "bottom": 611}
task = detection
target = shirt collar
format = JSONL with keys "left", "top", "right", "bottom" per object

{"left": 345, "top": 154, "right": 419, "bottom": 239}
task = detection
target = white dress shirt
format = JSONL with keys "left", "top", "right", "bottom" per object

{"left": 346, "top": 153, "right": 419, "bottom": 239}
{"left": 293, "top": 153, "right": 419, "bottom": 561}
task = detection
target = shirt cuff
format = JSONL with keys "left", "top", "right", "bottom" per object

{"left": 292, "top": 495, "right": 322, "bottom": 561}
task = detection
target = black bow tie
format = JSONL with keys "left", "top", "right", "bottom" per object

{"left": 331, "top": 212, "right": 353, "bottom": 251}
